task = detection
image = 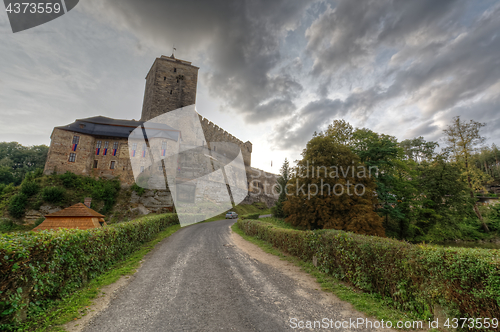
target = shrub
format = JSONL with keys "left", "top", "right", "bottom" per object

{"left": 34, "top": 217, "right": 44, "bottom": 227}
{"left": 240, "top": 213, "right": 260, "bottom": 220}
{"left": 8, "top": 193, "right": 28, "bottom": 218}
{"left": 237, "top": 219, "right": 500, "bottom": 321}
{"left": 59, "top": 171, "right": 80, "bottom": 188}
{"left": 20, "top": 181, "right": 40, "bottom": 197}
{"left": 131, "top": 183, "right": 146, "bottom": 196}
{"left": 0, "top": 213, "right": 179, "bottom": 328}
{"left": 42, "top": 186, "right": 65, "bottom": 203}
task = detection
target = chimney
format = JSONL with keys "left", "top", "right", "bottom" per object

{"left": 84, "top": 197, "right": 92, "bottom": 208}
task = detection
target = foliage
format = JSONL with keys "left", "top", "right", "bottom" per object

{"left": 443, "top": 116, "right": 491, "bottom": 231}
{"left": 272, "top": 158, "right": 291, "bottom": 218}
{"left": 0, "top": 142, "right": 48, "bottom": 185}
{"left": 239, "top": 213, "right": 260, "bottom": 220}
{"left": 8, "top": 193, "right": 28, "bottom": 219}
{"left": 131, "top": 183, "right": 146, "bottom": 196}
{"left": 41, "top": 186, "right": 65, "bottom": 204}
{"left": 238, "top": 219, "right": 500, "bottom": 322}
{"left": 399, "top": 136, "right": 438, "bottom": 163}
{"left": 0, "top": 213, "right": 179, "bottom": 329}
{"left": 284, "top": 134, "right": 385, "bottom": 236}
{"left": 20, "top": 181, "right": 40, "bottom": 197}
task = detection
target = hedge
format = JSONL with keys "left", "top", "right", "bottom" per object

{"left": 239, "top": 213, "right": 260, "bottom": 220}
{"left": 0, "top": 213, "right": 179, "bottom": 328}
{"left": 237, "top": 219, "right": 500, "bottom": 323}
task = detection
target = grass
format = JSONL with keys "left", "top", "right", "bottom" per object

{"left": 202, "top": 202, "right": 271, "bottom": 223}
{"left": 231, "top": 222, "right": 426, "bottom": 330}
{"left": 15, "top": 223, "right": 181, "bottom": 332}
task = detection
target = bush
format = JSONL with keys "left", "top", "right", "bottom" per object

{"left": 34, "top": 217, "right": 44, "bottom": 227}
{"left": 240, "top": 213, "right": 260, "bottom": 220}
{"left": 131, "top": 183, "right": 146, "bottom": 196}
{"left": 237, "top": 219, "right": 500, "bottom": 321}
{"left": 42, "top": 186, "right": 65, "bottom": 203}
{"left": 59, "top": 171, "right": 81, "bottom": 188}
{"left": 20, "top": 181, "right": 40, "bottom": 197}
{"left": 8, "top": 193, "right": 28, "bottom": 218}
{"left": 0, "top": 213, "right": 179, "bottom": 328}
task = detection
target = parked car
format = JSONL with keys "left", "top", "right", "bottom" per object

{"left": 225, "top": 211, "right": 238, "bottom": 219}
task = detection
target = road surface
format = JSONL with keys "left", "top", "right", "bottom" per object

{"left": 83, "top": 219, "right": 386, "bottom": 331}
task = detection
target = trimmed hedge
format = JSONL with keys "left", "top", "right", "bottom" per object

{"left": 237, "top": 219, "right": 500, "bottom": 322}
{"left": 0, "top": 213, "right": 179, "bottom": 327}
{"left": 239, "top": 213, "right": 260, "bottom": 220}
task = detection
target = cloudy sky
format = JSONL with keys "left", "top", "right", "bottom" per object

{"left": 1, "top": 0, "right": 499, "bottom": 173}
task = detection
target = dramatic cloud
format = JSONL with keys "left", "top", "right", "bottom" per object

{"left": 82, "top": 0, "right": 312, "bottom": 123}
{"left": 272, "top": 0, "right": 500, "bottom": 150}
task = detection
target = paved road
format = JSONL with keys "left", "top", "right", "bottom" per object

{"left": 83, "top": 219, "right": 380, "bottom": 332}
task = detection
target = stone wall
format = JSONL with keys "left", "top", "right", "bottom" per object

{"left": 199, "top": 115, "right": 252, "bottom": 167}
{"left": 43, "top": 128, "right": 136, "bottom": 185}
{"left": 141, "top": 56, "right": 199, "bottom": 122}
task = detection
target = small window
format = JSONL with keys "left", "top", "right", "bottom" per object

{"left": 93, "top": 160, "right": 98, "bottom": 169}
{"left": 132, "top": 143, "right": 137, "bottom": 150}
{"left": 79, "top": 124, "right": 86, "bottom": 129}
{"left": 96, "top": 141, "right": 102, "bottom": 149}
{"left": 177, "top": 79, "right": 179, "bottom": 83}
{"left": 142, "top": 143, "right": 147, "bottom": 150}
{"left": 174, "top": 68, "right": 177, "bottom": 72}
{"left": 113, "top": 142, "right": 119, "bottom": 150}
{"left": 104, "top": 141, "right": 109, "bottom": 149}
{"left": 164, "top": 77, "right": 166, "bottom": 80}
{"left": 170, "top": 90, "right": 172, "bottom": 95}
{"left": 140, "top": 166, "right": 145, "bottom": 173}
{"left": 214, "top": 145, "right": 217, "bottom": 152}
{"left": 68, "top": 153, "right": 76, "bottom": 162}
{"left": 110, "top": 161, "right": 115, "bottom": 169}
{"left": 72, "top": 136, "right": 80, "bottom": 144}
{"left": 161, "top": 141, "right": 167, "bottom": 150}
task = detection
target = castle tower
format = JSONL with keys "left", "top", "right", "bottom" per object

{"left": 141, "top": 55, "right": 199, "bottom": 121}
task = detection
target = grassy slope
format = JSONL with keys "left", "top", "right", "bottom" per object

{"left": 203, "top": 201, "right": 271, "bottom": 222}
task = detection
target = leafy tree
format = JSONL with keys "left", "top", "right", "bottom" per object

{"left": 443, "top": 116, "right": 490, "bottom": 231}
{"left": 0, "top": 142, "right": 49, "bottom": 185}
{"left": 273, "top": 158, "right": 291, "bottom": 218}
{"left": 284, "top": 134, "right": 385, "bottom": 236}
{"left": 399, "top": 136, "right": 438, "bottom": 163}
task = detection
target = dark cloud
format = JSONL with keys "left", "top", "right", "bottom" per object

{"left": 84, "top": 0, "right": 313, "bottom": 123}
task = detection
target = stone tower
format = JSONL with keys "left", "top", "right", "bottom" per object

{"left": 141, "top": 55, "right": 199, "bottom": 121}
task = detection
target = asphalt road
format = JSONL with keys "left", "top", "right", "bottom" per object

{"left": 83, "top": 219, "right": 380, "bottom": 332}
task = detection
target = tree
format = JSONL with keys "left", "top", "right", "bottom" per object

{"left": 283, "top": 134, "right": 385, "bottom": 236}
{"left": 399, "top": 137, "right": 438, "bottom": 163}
{"left": 443, "top": 116, "right": 490, "bottom": 231}
{"left": 273, "top": 158, "right": 291, "bottom": 218}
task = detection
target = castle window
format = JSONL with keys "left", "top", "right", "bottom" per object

{"left": 79, "top": 124, "right": 86, "bottom": 129}
{"left": 113, "top": 142, "right": 119, "bottom": 150}
{"left": 95, "top": 141, "right": 102, "bottom": 155}
{"left": 140, "top": 166, "right": 145, "bottom": 173}
{"left": 93, "top": 160, "right": 98, "bottom": 169}
{"left": 110, "top": 161, "right": 115, "bottom": 169}
{"left": 72, "top": 136, "right": 80, "bottom": 144}
{"left": 103, "top": 141, "right": 109, "bottom": 155}
{"left": 170, "top": 90, "right": 172, "bottom": 95}
{"left": 164, "top": 77, "right": 166, "bottom": 80}
{"left": 68, "top": 153, "right": 76, "bottom": 163}
{"left": 214, "top": 145, "right": 217, "bottom": 152}
{"left": 177, "top": 79, "right": 179, "bottom": 83}
{"left": 174, "top": 68, "right": 177, "bottom": 72}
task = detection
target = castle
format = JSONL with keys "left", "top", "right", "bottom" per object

{"left": 43, "top": 55, "right": 278, "bottom": 207}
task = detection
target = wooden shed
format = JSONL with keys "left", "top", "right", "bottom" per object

{"left": 33, "top": 203, "right": 107, "bottom": 231}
